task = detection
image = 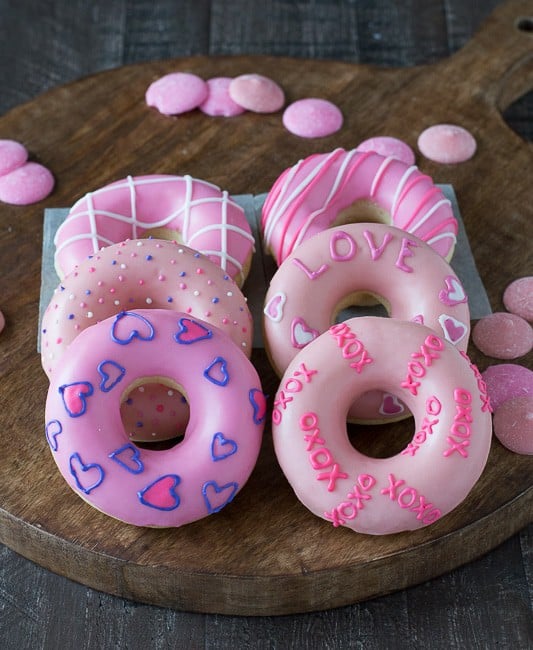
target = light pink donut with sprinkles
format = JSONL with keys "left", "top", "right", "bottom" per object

{"left": 54, "top": 174, "right": 255, "bottom": 286}
{"left": 41, "top": 238, "right": 253, "bottom": 379}
{"left": 261, "top": 148, "right": 458, "bottom": 265}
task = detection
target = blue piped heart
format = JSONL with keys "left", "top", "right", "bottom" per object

{"left": 45, "top": 419, "right": 63, "bottom": 452}
{"left": 211, "top": 432, "right": 238, "bottom": 462}
{"left": 97, "top": 360, "right": 126, "bottom": 392}
{"left": 203, "top": 356, "right": 230, "bottom": 386}
{"left": 59, "top": 381, "right": 94, "bottom": 418}
{"left": 174, "top": 317, "right": 213, "bottom": 344}
{"left": 202, "top": 480, "right": 239, "bottom": 514}
{"left": 69, "top": 452, "right": 104, "bottom": 494}
{"left": 138, "top": 474, "right": 181, "bottom": 511}
{"left": 249, "top": 388, "right": 267, "bottom": 425}
{"left": 111, "top": 311, "right": 155, "bottom": 345}
{"left": 108, "top": 443, "right": 144, "bottom": 474}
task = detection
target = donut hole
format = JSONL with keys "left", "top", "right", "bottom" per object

{"left": 141, "top": 227, "right": 182, "bottom": 242}
{"left": 120, "top": 377, "right": 190, "bottom": 450}
{"left": 347, "top": 411, "right": 415, "bottom": 459}
{"left": 334, "top": 290, "right": 389, "bottom": 322}
{"left": 334, "top": 199, "right": 390, "bottom": 227}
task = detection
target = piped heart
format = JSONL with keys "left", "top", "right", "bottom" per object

{"left": 98, "top": 360, "right": 126, "bottom": 392}
{"left": 59, "top": 381, "right": 94, "bottom": 418}
{"left": 111, "top": 311, "right": 155, "bottom": 345}
{"left": 264, "top": 292, "right": 286, "bottom": 322}
{"left": 202, "top": 480, "right": 239, "bottom": 514}
{"left": 411, "top": 314, "right": 425, "bottom": 325}
{"left": 204, "top": 356, "right": 230, "bottom": 386}
{"left": 69, "top": 452, "right": 104, "bottom": 494}
{"left": 211, "top": 432, "right": 238, "bottom": 461}
{"left": 290, "top": 317, "right": 319, "bottom": 349}
{"left": 439, "top": 314, "right": 468, "bottom": 344}
{"left": 45, "top": 419, "right": 62, "bottom": 452}
{"left": 174, "top": 317, "right": 212, "bottom": 344}
{"left": 439, "top": 275, "right": 467, "bottom": 306}
{"left": 249, "top": 388, "right": 267, "bottom": 425}
{"left": 109, "top": 443, "right": 144, "bottom": 474}
{"left": 138, "top": 474, "right": 181, "bottom": 510}
{"left": 379, "top": 393, "right": 405, "bottom": 416}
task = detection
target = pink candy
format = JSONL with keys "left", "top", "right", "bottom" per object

{"left": 503, "top": 277, "right": 533, "bottom": 321}
{"left": 0, "top": 139, "right": 28, "bottom": 176}
{"left": 482, "top": 363, "right": 533, "bottom": 411}
{"left": 472, "top": 312, "right": 533, "bottom": 359}
{"left": 228, "top": 74, "right": 285, "bottom": 113}
{"left": 418, "top": 124, "right": 477, "bottom": 164}
{"left": 493, "top": 396, "right": 533, "bottom": 455}
{"left": 146, "top": 72, "right": 208, "bottom": 116}
{"left": 199, "top": 77, "right": 246, "bottom": 117}
{"left": 282, "top": 98, "right": 343, "bottom": 138}
{"left": 0, "top": 310, "right": 5, "bottom": 335}
{"left": 356, "top": 136, "right": 415, "bottom": 166}
{"left": 0, "top": 161, "right": 55, "bottom": 206}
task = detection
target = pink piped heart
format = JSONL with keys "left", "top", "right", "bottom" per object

{"left": 138, "top": 474, "right": 181, "bottom": 510}
{"left": 60, "top": 381, "right": 94, "bottom": 417}
{"left": 264, "top": 292, "right": 286, "bottom": 322}
{"left": 175, "top": 317, "right": 212, "bottom": 344}
{"left": 439, "top": 314, "right": 468, "bottom": 344}
{"left": 439, "top": 275, "right": 467, "bottom": 306}
{"left": 411, "top": 314, "right": 425, "bottom": 325}
{"left": 379, "top": 393, "right": 405, "bottom": 416}
{"left": 291, "top": 317, "right": 319, "bottom": 349}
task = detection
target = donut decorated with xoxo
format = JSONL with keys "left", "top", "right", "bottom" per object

{"left": 261, "top": 148, "right": 458, "bottom": 266}
{"left": 271, "top": 317, "right": 492, "bottom": 535}
{"left": 54, "top": 174, "right": 255, "bottom": 286}
{"left": 263, "top": 222, "right": 470, "bottom": 422}
{"left": 44, "top": 309, "right": 267, "bottom": 527}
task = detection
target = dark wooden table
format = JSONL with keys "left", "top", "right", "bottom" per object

{"left": 0, "top": 1, "right": 531, "bottom": 648}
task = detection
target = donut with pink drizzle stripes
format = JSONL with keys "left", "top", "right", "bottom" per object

{"left": 54, "top": 174, "right": 255, "bottom": 287}
{"left": 261, "top": 148, "right": 458, "bottom": 265}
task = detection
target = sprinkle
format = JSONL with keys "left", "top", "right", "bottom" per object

{"left": 194, "top": 252, "right": 200, "bottom": 258}
{"left": 111, "top": 260, "right": 117, "bottom": 265}
{"left": 222, "top": 317, "right": 229, "bottom": 324}
{"left": 114, "top": 300, "right": 120, "bottom": 306}
{"left": 227, "top": 291, "right": 233, "bottom": 297}
{"left": 136, "top": 241, "right": 143, "bottom": 247}
{"left": 87, "top": 311, "right": 94, "bottom": 318}
{"left": 68, "top": 294, "right": 75, "bottom": 300}
{"left": 170, "top": 259, "right": 176, "bottom": 264}
{"left": 109, "top": 287, "right": 116, "bottom": 293}
{"left": 56, "top": 337, "right": 62, "bottom": 344}
{"left": 88, "top": 267, "right": 96, "bottom": 273}
{"left": 156, "top": 404, "right": 164, "bottom": 412}
{"left": 146, "top": 254, "right": 153, "bottom": 260}
{"left": 179, "top": 271, "right": 186, "bottom": 277}
{"left": 156, "top": 243, "right": 162, "bottom": 248}
{"left": 138, "top": 279, "right": 145, "bottom": 285}
{"left": 68, "top": 314, "right": 74, "bottom": 319}
{"left": 138, "top": 386, "right": 145, "bottom": 392}
{"left": 74, "top": 324, "right": 80, "bottom": 331}
{"left": 167, "top": 390, "right": 174, "bottom": 396}
{"left": 196, "top": 268, "right": 204, "bottom": 274}
{"left": 146, "top": 298, "right": 153, "bottom": 304}
{"left": 205, "top": 311, "right": 212, "bottom": 317}
{"left": 212, "top": 297, "right": 219, "bottom": 304}
{"left": 207, "top": 279, "right": 214, "bottom": 286}
{"left": 158, "top": 274, "right": 166, "bottom": 281}
{"left": 79, "top": 301, "right": 86, "bottom": 308}
{"left": 118, "top": 275, "right": 125, "bottom": 282}
{"left": 193, "top": 290, "right": 200, "bottom": 296}
{"left": 167, "top": 297, "right": 173, "bottom": 303}
{"left": 130, "top": 252, "right": 137, "bottom": 257}
{"left": 97, "top": 280, "right": 104, "bottom": 287}
{"left": 179, "top": 283, "right": 187, "bottom": 290}
{"left": 126, "top": 398, "right": 133, "bottom": 405}
{"left": 98, "top": 298, "right": 104, "bottom": 304}
{"left": 120, "top": 263, "right": 127, "bottom": 269}
{"left": 85, "top": 289, "right": 91, "bottom": 295}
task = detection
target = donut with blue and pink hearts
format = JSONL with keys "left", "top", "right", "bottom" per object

{"left": 44, "top": 309, "right": 266, "bottom": 527}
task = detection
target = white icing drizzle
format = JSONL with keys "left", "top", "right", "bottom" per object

{"left": 409, "top": 198, "right": 452, "bottom": 235}
{"left": 390, "top": 165, "right": 418, "bottom": 216}
{"left": 369, "top": 155, "right": 394, "bottom": 198}
{"left": 127, "top": 175, "right": 138, "bottom": 240}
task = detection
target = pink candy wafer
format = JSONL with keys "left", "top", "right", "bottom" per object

{"left": 503, "top": 277, "right": 533, "bottom": 322}
{"left": 356, "top": 136, "right": 415, "bottom": 166}
{"left": 472, "top": 312, "right": 533, "bottom": 359}
{"left": 0, "top": 140, "right": 28, "bottom": 176}
{"left": 199, "top": 77, "right": 246, "bottom": 117}
{"left": 0, "top": 310, "right": 5, "bottom": 335}
{"left": 229, "top": 74, "right": 285, "bottom": 113}
{"left": 418, "top": 124, "right": 477, "bottom": 164}
{"left": 146, "top": 72, "right": 208, "bottom": 116}
{"left": 282, "top": 98, "right": 343, "bottom": 138}
{"left": 481, "top": 363, "right": 533, "bottom": 411}
{"left": 493, "top": 396, "right": 533, "bottom": 455}
{"left": 0, "top": 162, "right": 55, "bottom": 205}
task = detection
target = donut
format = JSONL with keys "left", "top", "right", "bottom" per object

{"left": 271, "top": 317, "right": 492, "bottom": 535}
{"left": 44, "top": 309, "right": 266, "bottom": 527}
{"left": 54, "top": 174, "right": 255, "bottom": 286}
{"left": 263, "top": 222, "right": 470, "bottom": 422}
{"left": 261, "top": 148, "right": 458, "bottom": 265}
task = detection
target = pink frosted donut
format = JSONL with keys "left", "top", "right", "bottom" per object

{"left": 42, "top": 238, "right": 253, "bottom": 378}
{"left": 44, "top": 309, "right": 266, "bottom": 527}
{"left": 272, "top": 317, "right": 492, "bottom": 535}
{"left": 261, "top": 148, "right": 458, "bottom": 265}
{"left": 54, "top": 174, "right": 255, "bottom": 286}
{"left": 263, "top": 223, "right": 470, "bottom": 422}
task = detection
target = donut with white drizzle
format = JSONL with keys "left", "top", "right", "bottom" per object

{"left": 262, "top": 148, "right": 458, "bottom": 265}
{"left": 54, "top": 174, "right": 255, "bottom": 286}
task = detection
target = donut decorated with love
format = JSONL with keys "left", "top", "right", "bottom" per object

{"left": 44, "top": 309, "right": 267, "bottom": 527}
{"left": 54, "top": 174, "right": 255, "bottom": 286}
{"left": 261, "top": 148, "right": 458, "bottom": 265}
{"left": 271, "top": 317, "right": 492, "bottom": 535}
{"left": 263, "top": 222, "right": 470, "bottom": 422}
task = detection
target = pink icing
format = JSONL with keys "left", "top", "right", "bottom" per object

{"left": 263, "top": 223, "right": 470, "bottom": 422}
{"left": 145, "top": 72, "right": 208, "bottom": 115}
{"left": 0, "top": 161, "right": 54, "bottom": 205}
{"left": 228, "top": 74, "right": 285, "bottom": 113}
{"left": 261, "top": 148, "right": 458, "bottom": 264}
{"left": 54, "top": 174, "right": 255, "bottom": 285}
{"left": 44, "top": 309, "right": 265, "bottom": 527}
{"left": 356, "top": 137, "right": 415, "bottom": 166}
{"left": 282, "top": 99, "right": 343, "bottom": 138}
{"left": 271, "top": 317, "right": 492, "bottom": 535}
{"left": 199, "top": 77, "right": 246, "bottom": 117}
{"left": 0, "top": 139, "right": 28, "bottom": 176}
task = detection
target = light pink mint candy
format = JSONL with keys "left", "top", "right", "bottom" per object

{"left": 228, "top": 74, "right": 285, "bottom": 114}
{"left": 417, "top": 124, "right": 477, "bottom": 164}
{"left": 0, "top": 162, "right": 54, "bottom": 205}
{"left": 482, "top": 363, "right": 533, "bottom": 411}
{"left": 145, "top": 72, "right": 208, "bottom": 116}
{"left": 0, "top": 310, "right": 4, "bottom": 335}
{"left": 356, "top": 136, "right": 415, "bottom": 166}
{"left": 503, "top": 277, "right": 533, "bottom": 321}
{"left": 0, "top": 140, "right": 28, "bottom": 176}
{"left": 472, "top": 312, "right": 533, "bottom": 359}
{"left": 493, "top": 396, "right": 533, "bottom": 455}
{"left": 282, "top": 98, "right": 343, "bottom": 138}
{"left": 199, "top": 77, "right": 246, "bottom": 117}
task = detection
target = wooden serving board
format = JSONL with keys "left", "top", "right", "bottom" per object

{"left": 0, "top": 0, "right": 531, "bottom": 616}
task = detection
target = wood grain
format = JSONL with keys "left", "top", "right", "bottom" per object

{"left": 0, "top": 0, "right": 531, "bottom": 616}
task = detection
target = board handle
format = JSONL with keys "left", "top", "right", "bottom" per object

{"left": 445, "top": 0, "right": 533, "bottom": 111}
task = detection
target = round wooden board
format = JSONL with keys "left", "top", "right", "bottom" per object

{"left": 0, "top": 0, "right": 531, "bottom": 616}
